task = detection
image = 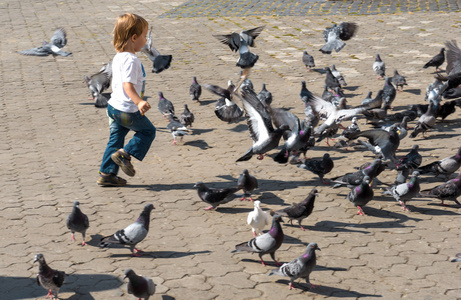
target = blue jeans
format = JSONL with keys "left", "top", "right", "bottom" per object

{"left": 99, "top": 104, "right": 156, "bottom": 175}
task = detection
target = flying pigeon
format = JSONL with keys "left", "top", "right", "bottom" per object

{"left": 420, "top": 172, "right": 461, "bottom": 206}
{"left": 298, "top": 154, "right": 334, "bottom": 184}
{"left": 434, "top": 71, "right": 461, "bottom": 98}
{"left": 409, "top": 100, "right": 438, "bottom": 138}
{"left": 193, "top": 182, "right": 240, "bottom": 210}
{"left": 269, "top": 242, "right": 321, "bottom": 290}
{"left": 302, "top": 51, "right": 315, "bottom": 71}
{"left": 237, "top": 169, "right": 258, "bottom": 201}
{"left": 232, "top": 214, "right": 284, "bottom": 266}
{"left": 19, "top": 28, "right": 71, "bottom": 57}
{"left": 347, "top": 176, "right": 374, "bottom": 215}
{"left": 348, "top": 126, "right": 400, "bottom": 163}
{"left": 140, "top": 27, "right": 172, "bottom": 73}
{"left": 189, "top": 76, "right": 202, "bottom": 102}
{"left": 124, "top": 269, "right": 156, "bottom": 300}
{"left": 204, "top": 81, "right": 243, "bottom": 123}
{"left": 99, "top": 204, "right": 154, "bottom": 256}
{"left": 331, "top": 64, "right": 347, "bottom": 86}
{"left": 445, "top": 40, "right": 461, "bottom": 75}
{"left": 66, "top": 201, "right": 89, "bottom": 246}
{"left": 167, "top": 113, "right": 191, "bottom": 145}
{"left": 247, "top": 200, "right": 270, "bottom": 236}
{"left": 257, "top": 83, "right": 272, "bottom": 107}
{"left": 418, "top": 147, "right": 461, "bottom": 179}
{"left": 423, "top": 47, "right": 445, "bottom": 72}
{"left": 373, "top": 54, "right": 386, "bottom": 79}
{"left": 180, "top": 104, "right": 194, "bottom": 128}
{"left": 34, "top": 254, "right": 66, "bottom": 300}
{"left": 331, "top": 159, "right": 383, "bottom": 188}
{"left": 319, "top": 22, "right": 358, "bottom": 54}
{"left": 84, "top": 61, "right": 112, "bottom": 108}
{"left": 392, "top": 70, "right": 407, "bottom": 91}
{"left": 214, "top": 26, "right": 265, "bottom": 69}
{"left": 275, "top": 189, "right": 318, "bottom": 230}
{"left": 383, "top": 171, "right": 421, "bottom": 211}
{"left": 425, "top": 78, "right": 444, "bottom": 101}
{"left": 157, "top": 91, "right": 174, "bottom": 117}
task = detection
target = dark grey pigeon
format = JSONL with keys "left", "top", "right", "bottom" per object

{"left": 382, "top": 77, "right": 397, "bottom": 107}
{"left": 257, "top": 83, "right": 272, "bottom": 107}
{"left": 383, "top": 171, "right": 421, "bottom": 211}
{"left": 442, "top": 86, "right": 461, "bottom": 99}
{"left": 423, "top": 47, "right": 445, "bottom": 72}
{"left": 332, "top": 159, "right": 383, "bottom": 188}
{"left": 167, "top": 113, "right": 190, "bottom": 145}
{"left": 180, "top": 104, "right": 194, "bottom": 128}
{"left": 193, "top": 182, "right": 240, "bottom": 210}
{"left": 392, "top": 70, "right": 407, "bottom": 91}
{"left": 189, "top": 76, "right": 202, "bottom": 102}
{"left": 34, "top": 254, "right": 66, "bottom": 300}
{"left": 205, "top": 81, "right": 243, "bottom": 123}
{"left": 373, "top": 54, "right": 386, "bottom": 79}
{"left": 322, "top": 85, "right": 334, "bottom": 102}
{"left": 418, "top": 147, "right": 461, "bottom": 179}
{"left": 363, "top": 101, "right": 391, "bottom": 122}
{"left": 363, "top": 90, "right": 384, "bottom": 109}
{"left": 348, "top": 126, "right": 400, "bottom": 163}
{"left": 331, "top": 64, "right": 347, "bottom": 86}
{"left": 435, "top": 71, "right": 461, "bottom": 98}
{"left": 300, "top": 81, "right": 310, "bottom": 101}
{"left": 84, "top": 61, "right": 112, "bottom": 108}
{"left": 302, "top": 51, "right": 315, "bottom": 71}
{"left": 237, "top": 169, "right": 258, "bottom": 201}
{"left": 269, "top": 242, "right": 321, "bottom": 290}
{"left": 232, "top": 215, "right": 284, "bottom": 266}
{"left": 275, "top": 189, "right": 318, "bottom": 230}
{"left": 374, "top": 116, "right": 410, "bottom": 140}
{"left": 347, "top": 176, "right": 374, "bottom": 215}
{"left": 240, "top": 71, "right": 254, "bottom": 91}
{"left": 410, "top": 100, "right": 438, "bottom": 138}
{"left": 19, "top": 28, "right": 71, "bottom": 57}
{"left": 319, "top": 22, "right": 358, "bottom": 54}
{"left": 341, "top": 117, "right": 360, "bottom": 140}
{"left": 420, "top": 172, "right": 461, "bottom": 206}
{"left": 66, "top": 201, "right": 89, "bottom": 246}
{"left": 157, "top": 91, "right": 174, "bottom": 117}
{"left": 99, "top": 204, "right": 154, "bottom": 256}
{"left": 437, "top": 100, "right": 457, "bottom": 121}
{"left": 395, "top": 145, "right": 422, "bottom": 184}
{"left": 124, "top": 269, "right": 156, "bottom": 300}
{"left": 140, "top": 27, "right": 172, "bottom": 73}
{"left": 298, "top": 154, "right": 334, "bottom": 184}
{"left": 324, "top": 66, "right": 342, "bottom": 91}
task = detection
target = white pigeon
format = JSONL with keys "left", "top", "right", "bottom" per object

{"left": 247, "top": 200, "right": 270, "bottom": 237}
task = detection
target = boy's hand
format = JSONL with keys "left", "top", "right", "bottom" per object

{"left": 138, "top": 100, "right": 151, "bottom": 115}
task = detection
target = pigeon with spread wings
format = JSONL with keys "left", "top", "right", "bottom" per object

{"left": 19, "top": 27, "right": 71, "bottom": 57}
{"left": 141, "top": 27, "right": 172, "bottom": 73}
{"left": 319, "top": 22, "right": 357, "bottom": 54}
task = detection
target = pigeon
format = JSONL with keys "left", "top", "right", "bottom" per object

{"left": 392, "top": 70, "right": 407, "bottom": 91}
{"left": 298, "top": 154, "right": 334, "bottom": 184}
{"left": 205, "top": 81, "right": 243, "bottom": 123}
{"left": 347, "top": 176, "right": 374, "bottom": 215}
{"left": 240, "top": 71, "right": 254, "bottom": 91}
{"left": 300, "top": 81, "right": 310, "bottom": 101}
{"left": 331, "top": 64, "right": 347, "bottom": 86}
{"left": 324, "top": 66, "right": 342, "bottom": 91}
{"left": 321, "top": 85, "right": 335, "bottom": 102}
{"left": 319, "top": 22, "right": 358, "bottom": 54}
{"left": 383, "top": 171, "right": 421, "bottom": 211}
{"left": 450, "top": 253, "right": 461, "bottom": 262}
{"left": 275, "top": 189, "right": 318, "bottom": 230}
{"left": 99, "top": 204, "right": 154, "bottom": 256}
{"left": 237, "top": 169, "right": 258, "bottom": 201}
{"left": 363, "top": 101, "right": 391, "bottom": 122}
{"left": 193, "top": 182, "right": 240, "bottom": 210}
{"left": 437, "top": 100, "right": 457, "bottom": 121}
{"left": 235, "top": 87, "right": 290, "bottom": 161}
{"left": 214, "top": 26, "right": 265, "bottom": 69}
{"left": 331, "top": 159, "right": 383, "bottom": 188}
{"left": 167, "top": 113, "right": 191, "bottom": 145}
{"left": 425, "top": 78, "right": 444, "bottom": 101}
{"left": 157, "top": 91, "right": 174, "bottom": 117}
{"left": 34, "top": 254, "right": 66, "bottom": 300}
{"left": 247, "top": 200, "right": 270, "bottom": 236}
{"left": 445, "top": 40, "right": 461, "bottom": 75}
{"left": 349, "top": 125, "right": 400, "bottom": 163}
{"left": 409, "top": 100, "right": 438, "bottom": 138}
{"left": 257, "top": 83, "right": 272, "bottom": 107}
{"left": 189, "top": 76, "right": 202, "bottom": 102}
{"left": 419, "top": 172, "right": 461, "bottom": 206}
{"left": 442, "top": 86, "right": 461, "bottom": 99}
{"left": 66, "top": 201, "right": 89, "bottom": 246}
{"left": 124, "top": 269, "right": 156, "bottom": 300}
{"left": 180, "top": 104, "right": 195, "bottom": 128}
{"left": 373, "top": 54, "right": 386, "bottom": 79}
{"left": 361, "top": 91, "right": 374, "bottom": 106}
{"left": 382, "top": 77, "right": 397, "bottom": 107}
{"left": 269, "top": 242, "right": 321, "bottom": 290}
{"left": 423, "top": 47, "right": 445, "bottom": 72}
{"left": 19, "top": 28, "right": 71, "bottom": 57}
{"left": 435, "top": 71, "right": 461, "bottom": 97}
{"left": 363, "top": 90, "right": 384, "bottom": 109}
{"left": 232, "top": 214, "right": 284, "bottom": 266}
{"left": 140, "top": 27, "right": 172, "bottom": 73}
{"left": 394, "top": 145, "right": 423, "bottom": 184}
{"left": 341, "top": 116, "right": 360, "bottom": 140}
{"left": 84, "top": 61, "right": 112, "bottom": 108}
{"left": 302, "top": 51, "right": 315, "bottom": 71}
{"left": 374, "top": 116, "right": 410, "bottom": 140}
{"left": 418, "top": 147, "right": 461, "bottom": 179}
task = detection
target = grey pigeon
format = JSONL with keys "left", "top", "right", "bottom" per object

{"left": 124, "top": 269, "right": 156, "bottom": 300}
{"left": 418, "top": 147, "right": 461, "bottom": 179}
{"left": 84, "top": 61, "right": 112, "bottom": 108}
{"left": 425, "top": 78, "right": 444, "bottom": 101}
{"left": 324, "top": 66, "right": 342, "bottom": 91}
{"left": 269, "top": 242, "right": 320, "bottom": 290}
{"left": 332, "top": 159, "right": 383, "bottom": 188}
{"left": 383, "top": 171, "right": 421, "bottom": 211}
{"left": 450, "top": 253, "right": 461, "bottom": 262}
{"left": 140, "top": 27, "right": 172, "bottom": 73}
{"left": 348, "top": 126, "right": 400, "bottom": 163}
{"left": 341, "top": 117, "right": 360, "bottom": 140}
{"left": 240, "top": 71, "right": 254, "bottom": 91}
{"left": 331, "top": 64, "right": 347, "bottom": 86}
{"left": 302, "top": 51, "right": 315, "bottom": 71}
{"left": 410, "top": 100, "right": 438, "bottom": 138}
{"left": 180, "top": 104, "right": 194, "bottom": 128}
{"left": 237, "top": 169, "right": 258, "bottom": 201}
{"left": 232, "top": 215, "right": 284, "bottom": 266}
{"left": 34, "top": 254, "right": 66, "bottom": 300}
{"left": 257, "top": 83, "right": 272, "bottom": 107}
{"left": 298, "top": 154, "right": 334, "bottom": 184}
{"left": 347, "top": 176, "right": 374, "bottom": 215}
{"left": 157, "top": 91, "right": 174, "bottom": 117}
{"left": 167, "top": 113, "right": 191, "bottom": 145}
{"left": 392, "top": 70, "right": 407, "bottom": 91}
{"left": 300, "top": 81, "right": 310, "bottom": 101}
{"left": 19, "top": 28, "right": 71, "bottom": 57}
{"left": 363, "top": 90, "right": 384, "bottom": 109}
{"left": 373, "top": 54, "right": 386, "bottom": 79}
{"left": 275, "top": 189, "right": 318, "bottom": 230}
{"left": 193, "top": 182, "right": 240, "bottom": 210}
{"left": 99, "top": 204, "right": 155, "bottom": 256}
{"left": 205, "top": 81, "right": 243, "bottom": 123}
{"left": 189, "top": 76, "right": 202, "bottom": 102}
{"left": 420, "top": 172, "right": 461, "bottom": 206}
{"left": 363, "top": 101, "right": 391, "bottom": 122}
{"left": 361, "top": 91, "right": 374, "bottom": 106}
{"left": 66, "top": 201, "right": 89, "bottom": 246}
{"left": 423, "top": 47, "right": 445, "bottom": 72}
{"left": 394, "top": 145, "right": 423, "bottom": 185}
{"left": 374, "top": 116, "right": 410, "bottom": 140}
{"left": 382, "top": 76, "right": 397, "bottom": 107}
{"left": 319, "top": 22, "right": 358, "bottom": 54}
{"left": 322, "top": 85, "right": 335, "bottom": 102}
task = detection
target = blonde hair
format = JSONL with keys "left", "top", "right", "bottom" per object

{"left": 113, "top": 13, "right": 148, "bottom": 52}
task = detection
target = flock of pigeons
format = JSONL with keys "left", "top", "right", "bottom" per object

{"left": 18, "top": 20, "right": 461, "bottom": 298}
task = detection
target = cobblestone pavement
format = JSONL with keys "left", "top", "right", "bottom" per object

{"left": 1, "top": 0, "right": 461, "bottom": 299}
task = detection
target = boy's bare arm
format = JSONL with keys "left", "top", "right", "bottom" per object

{"left": 123, "top": 82, "right": 151, "bottom": 114}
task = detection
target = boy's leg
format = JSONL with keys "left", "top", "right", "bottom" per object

{"left": 123, "top": 114, "right": 156, "bottom": 161}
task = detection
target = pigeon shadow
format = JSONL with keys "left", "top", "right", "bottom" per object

{"left": 190, "top": 128, "right": 214, "bottom": 135}
{"left": 110, "top": 250, "right": 211, "bottom": 259}
{"left": 402, "top": 88, "right": 421, "bottom": 95}
{"left": 198, "top": 99, "right": 215, "bottom": 106}
{"left": 274, "top": 279, "right": 382, "bottom": 297}
{"left": 217, "top": 206, "right": 254, "bottom": 214}
{"left": 183, "top": 139, "right": 213, "bottom": 150}
{"left": 342, "top": 85, "right": 359, "bottom": 91}
{"left": 229, "top": 123, "right": 248, "bottom": 132}
{"left": 162, "top": 296, "right": 177, "bottom": 300}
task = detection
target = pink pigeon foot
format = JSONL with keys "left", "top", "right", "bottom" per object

{"left": 71, "top": 233, "right": 75, "bottom": 242}
{"left": 80, "top": 241, "right": 87, "bottom": 246}
{"left": 399, "top": 201, "right": 410, "bottom": 211}
{"left": 357, "top": 206, "right": 365, "bottom": 216}
{"left": 289, "top": 282, "right": 296, "bottom": 290}
{"left": 46, "top": 290, "right": 54, "bottom": 299}
{"left": 299, "top": 225, "right": 308, "bottom": 231}
{"left": 308, "top": 283, "right": 319, "bottom": 289}
{"left": 257, "top": 154, "right": 265, "bottom": 160}
{"left": 204, "top": 206, "right": 215, "bottom": 210}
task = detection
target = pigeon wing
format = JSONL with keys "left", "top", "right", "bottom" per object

{"left": 445, "top": 40, "right": 461, "bottom": 75}
{"left": 240, "top": 26, "right": 265, "bottom": 47}
{"left": 50, "top": 28, "right": 67, "bottom": 48}
{"left": 213, "top": 32, "right": 241, "bottom": 52}
{"left": 339, "top": 22, "right": 358, "bottom": 41}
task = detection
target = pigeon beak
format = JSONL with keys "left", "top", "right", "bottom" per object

{"left": 316, "top": 246, "right": 321, "bottom": 251}
{"left": 33, "top": 257, "right": 38, "bottom": 263}
{"left": 123, "top": 275, "right": 127, "bottom": 280}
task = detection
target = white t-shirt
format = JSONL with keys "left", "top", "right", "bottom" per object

{"left": 109, "top": 52, "right": 146, "bottom": 113}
